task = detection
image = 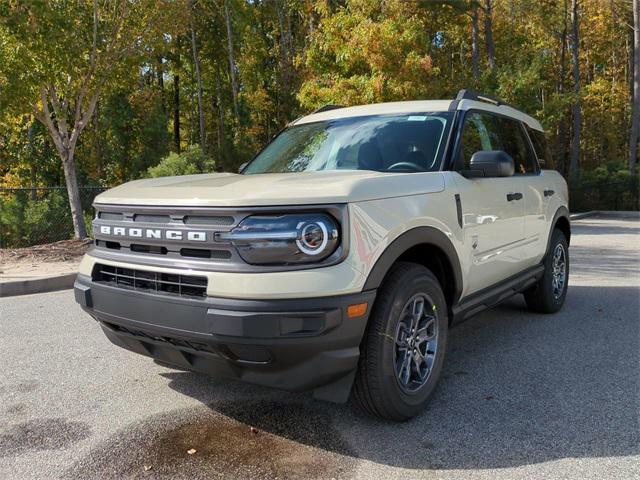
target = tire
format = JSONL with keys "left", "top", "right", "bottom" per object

{"left": 524, "top": 229, "right": 569, "bottom": 313}
{"left": 352, "top": 262, "right": 448, "bottom": 421}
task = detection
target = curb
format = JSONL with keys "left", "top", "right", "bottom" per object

{"left": 570, "top": 211, "right": 597, "bottom": 220}
{"left": 0, "top": 273, "right": 77, "bottom": 298}
{"left": 570, "top": 210, "right": 640, "bottom": 220}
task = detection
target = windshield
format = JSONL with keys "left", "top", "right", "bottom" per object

{"left": 243, "top": 112, "right": 453, "bottom": 174}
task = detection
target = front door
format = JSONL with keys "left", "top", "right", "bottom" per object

{"left": 452, "top": 111, "right": 533, "bottom": 296}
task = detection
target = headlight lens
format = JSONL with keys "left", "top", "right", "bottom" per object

{"left": 217, "top": 213, "right": 340, "bottom": 265}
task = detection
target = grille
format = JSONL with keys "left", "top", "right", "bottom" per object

{"left": 94, "top": 240, "right": 232, "bottom": 260}
{"left": 185, "top": 215, "right": 235, "bottom": 226}
{"left": 92, "top": 263, "right": 207, "bottom": 298}
{"left": 92, "top": 207, "right": 240, "bottom": 265}
{"left": 133, "top": 214, "right": 171, "bottom": 223}
{"left": 99, "top": 212, "right": 123, "bottom": 221}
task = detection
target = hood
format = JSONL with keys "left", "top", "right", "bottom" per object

{"left": 94, "top": 170, "right": 445, "bottom": 207}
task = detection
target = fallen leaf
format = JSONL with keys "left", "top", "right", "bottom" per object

{"left": 143, "top": 465, "right": 152, "bottom": 472}
{"left": 187, "top": 448, "right": 197, "bottom": 455}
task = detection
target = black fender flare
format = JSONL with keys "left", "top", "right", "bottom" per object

{"left": 362, "top": 226, "right": 463, "bottom": 303}
{"left": 546, "top": 206, "right": 571, "bottom": 254}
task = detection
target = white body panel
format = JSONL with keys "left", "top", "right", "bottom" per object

{"left": 94, "top": 170, "right": 445, "bottom": 207}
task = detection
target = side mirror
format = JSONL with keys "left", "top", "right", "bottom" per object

{"left": 238, "top": 162, "right": 248, "bottom": 173}
{"left": 462, "top": 150, "right": 514, "bottom": 178}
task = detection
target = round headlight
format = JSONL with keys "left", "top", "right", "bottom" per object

{"left": 217, "top": 213, "right": 340, "bottom": 265}
{"left": 297, "top": 221, "right": 328, "bottom": 255}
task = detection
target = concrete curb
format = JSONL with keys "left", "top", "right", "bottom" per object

{"left": 570, "top": 210, "right": 640, "bottom": 220}
{"left": 570, "top": 211, "right": 597, "bottom": 220}
{"left": 0, "top": 273, "right": 77, "bottom": 298}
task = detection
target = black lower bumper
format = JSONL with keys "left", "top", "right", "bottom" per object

{"left": 74, "top": 274, "right": 375, "bottom": 402}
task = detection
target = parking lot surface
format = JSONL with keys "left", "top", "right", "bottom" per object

{"left": 1, "top": 216, "right": 638, "bottom": 479}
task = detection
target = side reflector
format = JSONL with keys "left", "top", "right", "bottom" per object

{"left": 347, "top": 302, "right": 368, "bottom": 318}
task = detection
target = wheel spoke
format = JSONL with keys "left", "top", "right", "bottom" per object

{"left": 411, "top": 298, "right": 424, "bottom": 329}
{"left": 415, "top": 316, "right": 435, "bottom": 343}
{"left": 401, "top": 356, "right": 411, "bottom": 385}
{"left": 393, "top": 293, "right": 439, "bottom": 392}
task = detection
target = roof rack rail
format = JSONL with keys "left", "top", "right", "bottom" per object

{"left": 312, "top": 104, "right": 345, "bottom": 114}
{"left": 455, "top": 89, "right": 505, "bottom": 106}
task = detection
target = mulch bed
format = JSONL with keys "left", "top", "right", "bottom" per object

{"left": 0, "top": 239, "right": 92, "bottom": 264}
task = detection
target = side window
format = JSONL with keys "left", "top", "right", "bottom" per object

{"left": 494, "top": 117, "right": 538, "bottom": 175}
{"left": 459, "top": 112, "right": 503, "bottom": 169}
{"left": 526, "top": 126, "right": 555, "bottom": 169}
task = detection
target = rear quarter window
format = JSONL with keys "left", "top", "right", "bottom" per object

{"left": 526, "top": 126, "right": 555, "bottom": 169}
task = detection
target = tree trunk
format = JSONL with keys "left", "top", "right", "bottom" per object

{"left": 173, "top": 73, "right": 181, "bottom": 153}
{"left": 36, "top": 84, "right": 97, "bottom": 239}
{"left": 569, "top": 0, "right": 581, "bottom": 178}
{"left": 557, "top": 0, "right": 569, "bottom": 177}
{"left": 94, "top": 100, "right": 103, "bottom": 178}
{"left": 483, "top": 0, "right": 495, "bottom": 74}
{"left": 276, "top": 0, "right": 290, "bottom": 123}
{"left": 28, "top": 121, "right": 37, "bottom": 200}
{"left": 157, "top": 56, "right": 165, "bottom": 113}
{"left": 214, "top": 62, "right": 225, "bottom": 163}
{"left": 629, "top": 0, "right": 639, "bottom": 174}
{"left": 61, "top": 155, "right": 87, "bottom": 239}
{"left": 471, "top": 2, "right": 480, "bottom": 82}
{"left": 224, "top": 0, "right": 240, "bottom": 119}
{"left": 190, "top": 14, "right": 206, "bottom": 153}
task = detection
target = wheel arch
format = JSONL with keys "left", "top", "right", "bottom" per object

{"left": 362, "top": 227, "right": 463, "bottom": 314}
{"left": 548, "top": 206, "right": 571, "bottom": 251}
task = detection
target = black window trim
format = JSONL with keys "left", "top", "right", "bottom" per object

{"left": 517, "top": 120, "right": 542, "bottom": 175}
{"left": 521, "top": 123, "right": 549, "bottom": 170}
{"left": 444, "top": 107, "right": 541, "bottom": 176}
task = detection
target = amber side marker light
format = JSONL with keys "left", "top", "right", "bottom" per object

{"left": 347, "top": 302, "right": 368, "bottom": 318}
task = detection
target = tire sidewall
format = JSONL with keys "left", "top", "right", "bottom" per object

{"left": 375, "top": 268, "right": 448, "bottom": 414}
{"left": 543, "top": 231, "right": 570, "bottom": 308}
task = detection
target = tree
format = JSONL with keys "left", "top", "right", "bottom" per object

{"left": 471, "top": 1, "right": 480, "bottom": 82}
{"left": 224, "top": 0, "right": 240, "bottom": 119}
{"left": 0, "top": 0, "right": 181, "bottom": 238}
{"left": 299, "top": 0, "right": 436, "bottom": 107}
{"left": 569, "top": 0, "right": 581, "bottom": 178}
{"left": 482, "top": 0, "right": 496, "bottom": 74}
{"left": 190, "top": 2, "right": 206, "bottom": 152}
{"left": 629, "top": 0, "right": 639, "bottom": 174}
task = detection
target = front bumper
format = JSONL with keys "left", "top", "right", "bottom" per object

{"left": 74, "top": 274, "right": 375, "bottom": 402}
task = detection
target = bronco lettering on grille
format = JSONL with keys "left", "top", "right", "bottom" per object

{"left": 98, "top": 225, "right": 207, "bottom": 242}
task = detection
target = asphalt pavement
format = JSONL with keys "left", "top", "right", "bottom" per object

{"left": 1, "top": 216, "right": 638, "bottom": 480}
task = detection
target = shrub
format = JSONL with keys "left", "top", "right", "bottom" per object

{"left": 146, "top": 145, "right": 214, "bottom": 178}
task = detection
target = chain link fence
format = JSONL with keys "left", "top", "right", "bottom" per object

{"left": 569, "top": 179, "right": 639, "bottom": 213}
{"left": 0, "top": 186, "right": 107, "bottom": 249}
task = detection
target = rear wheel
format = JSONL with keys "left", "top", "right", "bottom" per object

{"left": 524, "top": 229, "right": 569, "bottom": 313}
{"left": 352, "top": 262, "right": 448, "bottom": 421}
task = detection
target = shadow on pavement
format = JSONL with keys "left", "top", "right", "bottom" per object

{"left": 163, "top": 284, "right": 639, "bottom": 471}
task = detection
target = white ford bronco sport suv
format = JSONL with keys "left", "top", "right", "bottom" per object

{"left": 75, "top": 90, "right": 570, "bottom": 421}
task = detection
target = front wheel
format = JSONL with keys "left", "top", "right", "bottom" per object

{"left": 351, "top": 262, "right": 448, "bottom": 421}
{"left": 524, "top": 229, "right": 569, "bottom": 313}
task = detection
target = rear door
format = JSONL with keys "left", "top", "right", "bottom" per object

{"left": 522, "top": 125, "right": 557, "bottom": 266}
{"left": 452, "top": 111, "right": 527, "bottom": 295}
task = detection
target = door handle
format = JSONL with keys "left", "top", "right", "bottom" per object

{"left": 544, "top": 189, "right": 555, "bottom": 197}
{"left": 506, "top": 192, "right": 523, "bottom": 202}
